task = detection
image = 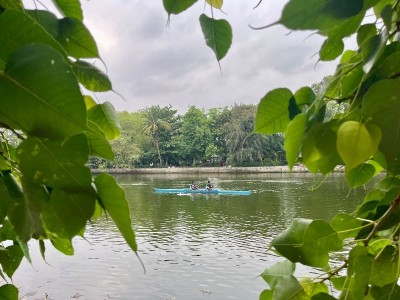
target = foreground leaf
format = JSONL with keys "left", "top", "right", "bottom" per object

{"left": 199, "top": 14, "right": 232, "bottom": 61}
{"left": 362, "top": 80, "right": 400, "bottom": 172}
{"left": 58, "top": 17, "right": 99, "bottom": 59}
{"left": 272, "top": 219, "right": 342, "bottom": 268}
{"left": 0, "top": 10, "right": 64, "bottom": 62}
{"left": 274, "top": 275, "right": 309, "bottom": 300}
{"left": 337, "top": 121, "right": 381, "bottom": 171}
{"left": 73, "top": 60, "right": 112, "bottom": 92}
{"left": 261, "top": 259, "right": 295, "bottom": 289}
{"left": 95, "top": 174, "right": 137, "bottom": 252}
{"left": 17, "top": 135, "right": 92, "bottom": 193}
{"left": 206, "top": 0, "right": 223, "bottom": 9}
{"left": 42, "top": 189, "right": 95, "bottom": 240}
{"left": 0, "top": 284, "right": 18, "bottom": 300}
{"left": 87, "top": 102, "right": 121, "bottom": 140}
{"left": 279, "top": 0, "right": 364, "bottom": 30}
{"left": 0, "top": 245, "right": 23, "bottom": 278}
{"left": 52, "top": 0, "right": 83, "bottom": 20}
{"left": 163, "top": 0, "right": 197, "bottom": 15}
{"left": 0, "top": 44, "right": 86, "bottom": 139}
{"left": 284, "top": 113, "right": 307, "bottom": 169}
{"left": 254, "top": 88, "right": 292, "bottom": 135}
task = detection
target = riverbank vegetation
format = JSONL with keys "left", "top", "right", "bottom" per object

{"left": 90, "top": 104, "right": 286, "bottom": 170}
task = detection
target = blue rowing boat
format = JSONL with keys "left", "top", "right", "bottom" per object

{"left": 154, "top": 188, "right": 251, "bottom": 196}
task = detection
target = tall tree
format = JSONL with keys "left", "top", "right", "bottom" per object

{"left": 141, "top": 105, "right": 174, "bottom": 166}
{"left": 207, "top": 107, "right": 231, "bottom": 163}
{"left": 178, "top": 106, "right": 212, "bottom": 165}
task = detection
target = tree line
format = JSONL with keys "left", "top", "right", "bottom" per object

{"left": 91, "top": 104, "right": 286, "bottom": 169}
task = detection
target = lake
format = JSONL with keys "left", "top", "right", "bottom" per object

{"left": 14, "top": 173, "right": 370, "bottom": 300}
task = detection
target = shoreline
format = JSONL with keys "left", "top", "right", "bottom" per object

{"left": 92, "top": 165, "right": 344, "bottom": 174}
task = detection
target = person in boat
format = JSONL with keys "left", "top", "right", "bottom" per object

{"left": 205, "top": 180, "right": 213, "bottom": 190}
{"left": 189, "top": 181, "right": 199, "bottom": 190}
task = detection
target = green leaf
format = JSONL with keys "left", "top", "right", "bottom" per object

{"left": 25, "top": 10, "right": 59, "bottom": 39}
{"left": 0, "top": 10, "right": 65, "bottom": 62}
{"left": 376, "top": 52, "right": 400, "bottom": 80}
{"left": 0, "top": 245, "right": 23, "bottom": 278}
{"left": 87, "top": 102, "right": 121, "bottom": 140}
{"left": 302, "top": 123, "right": 341, "bottom": 174}
{"left": 84, "top": 95, "right": 97, "bottom": 110}
{"left": 279, "top": 0, "right": 364, "bottom": 30}
{"left": 73, "top": 60, "right": 112, "bottom": 92}
{"left": 50, "top": 236, "right": 74, "bottom": 255}
{"left": 331, "top": 276, "right": 346, "bottom": 291}
{"left": 52, "top": 0, "right": 83, "bottom": 21}
{"left": 324, "top": 10, "right": 364, "bottom": 41}
{"left": 381, "top": 6, "right": 393, "bottom": 31}
{"left": 0, "top": 219, "right": 17, "bottom": 242}
{"left": 301, "top": 280, "right": 328, "bottom": 297}
{"left": 331, "top": 213, "right": 365, "bottom": 240}
{"left": 39, "top": 240, "right": 46, "bottom": 261}
{"left": 274, "top": 276, "right": 309, "bottom": 300}
{"left": 95, "top": 173, "right": 137, "bottom": 252}
{"left": 206, "top": 0, "right": 223, "bottom": 9}
{"left": 362, "top": 32, "right": 388, "bottom": 73}
{"left": 0, "top": 44, "right": 86, "bottom": 139}
{"left": 369, "top": 284, "right": 400, "bottom": 300}
{"left": 254, "top": 88, "right": 292, "bottom": 135}
{"left": 0, "top": 176, "right": 11, "bottom": 222}
{"left": 58, "top": 17, "right": 99, "bottom": 59}
{"left": 259, "top": 290, "right": 273, "bottom": 300}
{"left": 163, "top": 0, "right": 197, "bottom": 15}
{"left": 337, "top": 121, "right": 381, "bottom": 171}
{"left": 362, "top": 80, "right": 400, "bottom": 172}
{"left": 347, "top": 246, "right": 373, "bottom": 299}
{"left": 5, "top": 175, "right": 46, "bottom": 242}
{"left": 339, "top": 64, "right": 364, "bottom": 98}
{"left": 272, "top": 219, "right": 342, "bottom": 268}
{"left": 0, "top": 0, "right": 22, "bottom": 10}
{"left": 294, "top": 87, "right": 315, "bottom": 107}
{"left": 311, "top": 293, "right": 336, "bottom": 300}
{"left": 199, "top": 14, "right": 232, "bottom": 61}
{"left": 17, "top": 135, "right": 93, "bottom": 193}
{"left": 17, "top": 179, "right": 48, "bottom": 241}
{"left": 85, "top": 123, "right": 115, "bottom": 160}
{"left": 320, "top": 37, "right": 344, "bottom": 61}
{"left": 370, "top": 245, "right": 400, "bottom": 286}
{"left": 260, "top": 259, "right": 295, "bottom": 289}
{"left": 284, "top": 113, "right": 307, "bottom": 169}
{"left": 42, "top": 189, "right": 95, "bottom": 240}
{"left": 0, "top": 284, "right": 18, "bottom": 300}
{"left": 357, "top": 24, "right": 377, "bottom": 47}
{"left": 345, "top": 161, "right": 378, "bottom": 188}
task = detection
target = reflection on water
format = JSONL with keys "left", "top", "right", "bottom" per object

{"left": 14, "top": 173, "right": 371, "bottom": 299}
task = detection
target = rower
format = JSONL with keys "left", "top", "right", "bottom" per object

{"left": 205, "top": 180, "right": 213, "bottom": 190}
{"left": 190, "top": 181, "right": 199, "bottom": 190}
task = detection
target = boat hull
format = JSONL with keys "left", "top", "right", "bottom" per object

{"left": 154, "top": 188, "right": 251, "bottom": 196}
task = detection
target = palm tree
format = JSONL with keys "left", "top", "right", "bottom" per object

{"left": 141, "top": 106, "right": 172, "bottom": 166}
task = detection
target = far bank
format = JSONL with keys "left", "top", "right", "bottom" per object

{"left": 92, "top": 165, "right": 344, "bottom": 174}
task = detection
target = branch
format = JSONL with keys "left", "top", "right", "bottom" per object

{"left": 363, "top": 194, "right": 400, "bottom": 246}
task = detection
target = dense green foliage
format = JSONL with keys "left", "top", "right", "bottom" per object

{"left": 0, "top": 1, "right": 137, "bottom": 297}
{"left": 170, "top": 0, "right": 400, "bottom": 299}
{"left": 92, "top": 104, "right": 286, "bottom": 169}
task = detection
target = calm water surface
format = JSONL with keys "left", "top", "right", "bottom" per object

{"left": 14, "top": 173, "right": 370, "bottom": 300}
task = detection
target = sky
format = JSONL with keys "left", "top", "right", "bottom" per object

{"left": 32, "top": 0, "right": 339, "bottom": 113}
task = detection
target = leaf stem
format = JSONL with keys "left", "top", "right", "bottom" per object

{"left": 363, "top": 194, "right": 400, "bottom": 246}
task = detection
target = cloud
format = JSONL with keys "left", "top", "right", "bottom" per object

{"left": 35, "top": 1, "right": 339, "bottom": 113}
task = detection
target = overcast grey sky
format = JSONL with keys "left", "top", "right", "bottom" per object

{"left": 38, "top": 1, "right": 339, "bottom": 113}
